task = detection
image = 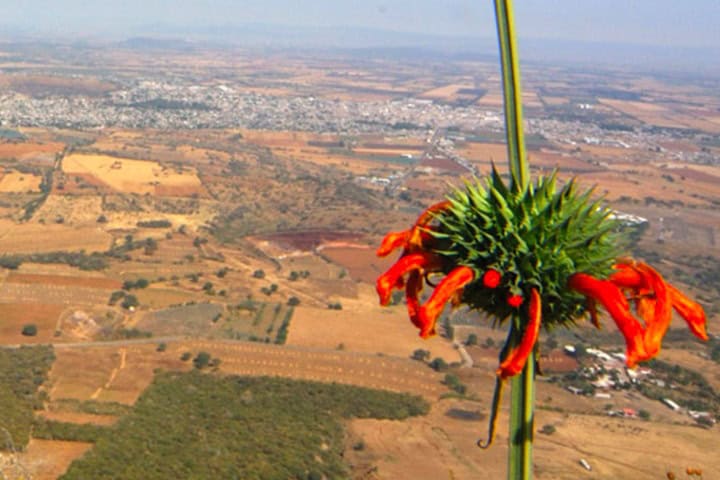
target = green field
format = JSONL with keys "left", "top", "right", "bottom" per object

{"left": 0, "top": 345, "right": 55, "bottom": 450}
{"left": 61, "top": 371, "right": 429, "bottom": 480}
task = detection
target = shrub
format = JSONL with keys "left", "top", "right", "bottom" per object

{"left": 21, "top": 324, "right": 38, "bottom": 336}
{"left": 539, "top": 424, "right": 556, "bottom": 435}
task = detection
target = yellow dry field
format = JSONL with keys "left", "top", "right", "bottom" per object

{"left": 0, "top": 170, "right": 42, "bottom": 192}
{"left": 287, "top": 285, "right": 460, "bottom": 361}
{"left": 418, "top": 83, "right": 472, "bottom": 101}
{"left": 476, "top": 93, "right": 504, "bottom": 107}
{"left": 353, "top": 147, "right": 423, "bottom": 157}
{"left": 48, "top": 340, "right": 446, "bottom": 405}
{"left": 541, "top": 95, "right": 570, "bottom": 105}
{"left": 0, "top": 220, "right": 111, "bottom": 254}
{"left": 456, "top": 142, "right": 509, "bottom": 165}
{"left": 62, "top": 153, "right": 203, "bottom": 195}
{"left": 598, "top": 98, "right": 720, "bottom": 132}
{"left": 0, "top": 302, "right": 64, "bottom": 344}
{"left": 15, "top": 439, "right": 94, "bottom": 480}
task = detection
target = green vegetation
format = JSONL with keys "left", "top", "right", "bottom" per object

{"left": 0, "top": 251, "right": 108, "bottom": 271}
{"left": 0, "top": 346, "right": 55, "bottom": 450}
{"left": 51, "top": 399, "right": 132, "bottom": 417}
{"left": 136, "top": 219, "right": 172, "bottom": 228}
{"left": 21, "top": 324, "right": 38, "bottom": 336}
{"left": 275, "top": 307, "right": 294, "bottom": 344}
{"left": 62, "top": 372, "right": 429, "bottom": 480}
{"left": 32, "top": 419, "right": 107, "bottom": 443}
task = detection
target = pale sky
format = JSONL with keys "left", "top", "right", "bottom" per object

{"left": 0, "top": 0, "right": 718, "bottom": 49}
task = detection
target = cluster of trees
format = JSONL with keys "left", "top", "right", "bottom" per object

{"left": 0, "top": 251, "right": 108, "bottom": 271}
{"left": 62, "top": 372, "right": 429, "bottom": 479}
{"left": 0, "top": 345, "right": 55, "bottom": 450}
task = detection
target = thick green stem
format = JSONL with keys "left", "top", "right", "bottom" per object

{"left": 494, "top": 0, "right": 529, "bottom": 192}
{"left": 494, "top": 1, "right": 534, "bottom": 479}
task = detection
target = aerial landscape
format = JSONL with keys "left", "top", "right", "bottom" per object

{"left": 0, "top": 2, "right": 719, "bottom": 479}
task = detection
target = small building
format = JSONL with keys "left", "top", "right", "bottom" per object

{"left": 662, "top": 398, "right": 681, "bottom": 412}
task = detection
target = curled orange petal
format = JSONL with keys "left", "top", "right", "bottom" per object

{"left": 568, "top": 273, "right": 648, "bottom": 367}
{"left": 405, "top": 270, "right": 423, "bottom": 330}
{"left": 497, "top": 288, "right": 542, "bottom": 379}
{"left": 634, "top": 263, "right": 672, "bottom": 358}
{"left": 668, "top": 284, "right": 708, "bottom": 341}
{"left": 609, "top": 263, "right": 644, "bottom": 289}
{"left": 376, "top": 252, "right": 440, "bottom": 306}
{"left": 377, "top": 230, "right": 410, "bottom": 257}
{"left": 417, "top": 266, "right": 474, "bottom": 339}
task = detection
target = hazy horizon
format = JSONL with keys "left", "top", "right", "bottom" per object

{"left": 1, "top": 1, "right": 719, "bottom": 73}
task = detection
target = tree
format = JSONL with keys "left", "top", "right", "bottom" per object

{"left": 193, "top": 352, "right": 212, "bottom": 369}
{"left": 411, "top": 349, "right": 431, "bottom": 362}
{"left": 121, "top": 295, "right": 139, "bottom": 310}
{"left": 21, "top": 324, "right": 38, "bottom": 336}
{"left": 638, "top": 409, "right": 651, "bottom": 420}
{"left": 252, "top": 269, "right": 265, "bottom": 279}
{"left": 429, "top": 357, "right": 448, "bottom": 372}
{"left": 287, "top": 297, "right": 300, "bottom": 307}
{"left": 465, "top": 334, "right": 478, "bottom": 346}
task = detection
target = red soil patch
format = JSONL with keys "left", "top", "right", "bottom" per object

{"left": 319, "top": 245, "right": 393, "bottom": 284}
{"left": 6, "top": 272, "right": 121, "bottom": 289}
{"left": 0, "top": 303, "right": 63, "bottom": 344}
{"left": 663, "top": 166, "right": 720, "bottom": 184}
{"left": 0, "top": 141, "right": 64, "bottom": 158}
{"left": 257, "top": 230, "right": 365, "bottom": 251}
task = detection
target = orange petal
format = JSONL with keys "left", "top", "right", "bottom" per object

{"left": 569, "top": 273, "right": 648, "bottom": 367}
{"left": 497, "top": 288, "right": 542, "bottom": 379}
{"left": 405, "top": 270, "right": 423, "bottom": 330}
{"left": 377, "top": 230, "right": 410, "bottom": 257}
{"left": 609, "top": 263, "right": 644, "bottom": 289}
{"left": 634, "top": 263, "right": 672, "bottom": 358}
{"left": 376, "top": 252, "right": 440, "bottom": 306}
{"left": 414, "top": 200, "right": 451, "bottom": 228}
{"left": 668, "top": 284, "right": 708, "bottom": 341}
{"left": 417, "top": 266, "right": 474, "bottom": 339}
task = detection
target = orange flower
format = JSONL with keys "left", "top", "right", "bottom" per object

{"left": 568, "top": 273, "right": 648, "bottom": 367}
{"left": 376, "top": 252, "right": 441, "bottom": 306}
{"left": 416, "top": 266, "right": 475, "bottom": 338}
{"left": 570, "top": 261, "right": 708, "bottom": 367}
{"left": 497, "top": 288, "right": 542, "bottom": 379}
{"left": 376, "top": 201, "right": 450, "bottom": 258}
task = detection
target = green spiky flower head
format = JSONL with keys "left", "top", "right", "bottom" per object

{"left": 431, "top": 167, "right": 626, "bottom": 328}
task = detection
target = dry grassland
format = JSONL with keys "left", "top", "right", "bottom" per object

{"left": 287, "top": 298, "right": 460, "bottom": 361}
{"left": 48, "top": 340, "right": 446, "bottom": 405}
{"left": 418, "top": 84, "right": 473, "bottom": 101}
{"left": 5, "top": 272, "right": 120, "bottom": 289}
{"left": 0, "top": 171, "right": 42, "bottom": 193}
{"left": 456, "top": 142, "right": 509, "bottom": 165}
{"left": 0, "top": 220, "right": 111, "bottom": 254}
{"left": 62, "top": 153, "right": 204, "bottom": 196}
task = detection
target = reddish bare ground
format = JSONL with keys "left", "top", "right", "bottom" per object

{"left": 36, "top": 410, "right": 118, "bottom": 426}
{"left": 320, "top": 245, "right": 393, "bottom": 284}
{"left": 14, "top": 440, "right": 93, "bottom": 480}
{"left": 0, "top": 303, "right": 64, "bottom": 344}
{"left": 6, "top": 272, "right": 121, "bottom": 289}
{"left": 0, "top": 141, "right": 64, "bottom": 158}
{"left": 255, "top": 230, "right": 365, "bottom": 251}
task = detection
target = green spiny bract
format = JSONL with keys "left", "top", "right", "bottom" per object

{"left": 430, "top": 167, "right": 626, "bottom": 328}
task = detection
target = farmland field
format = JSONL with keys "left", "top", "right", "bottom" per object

{"left": 62, "top": 153, "right": 205, "bottom": 196}
{"left": 0, "top": 220, "right": 111, "bottom": 254}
